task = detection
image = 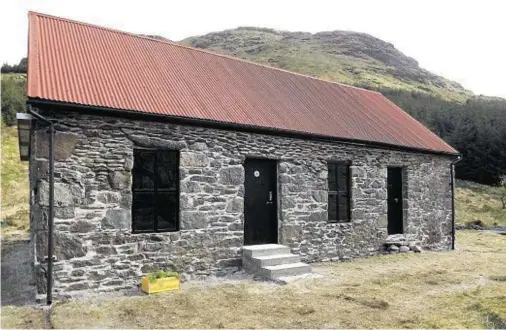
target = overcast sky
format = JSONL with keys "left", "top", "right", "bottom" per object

{"left": 2, "top": 0, "right": 505, "bottom": 98}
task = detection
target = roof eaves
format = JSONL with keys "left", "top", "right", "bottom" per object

{"left": 27, "top": 97, "right": 460, "bottom": 157}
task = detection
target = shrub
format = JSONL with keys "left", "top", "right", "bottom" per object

{"left": 464, "top": 219, "right": 485, "bottom": 228}
{"left": 146, "top": 270, "right": 179, "bottom": 282}
{"left": 1, "top": 75, "right": 26, "bottom": 125}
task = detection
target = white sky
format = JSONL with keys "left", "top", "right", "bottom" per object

{"left": 2, "top": 0, "right": 505, "bottom": 98}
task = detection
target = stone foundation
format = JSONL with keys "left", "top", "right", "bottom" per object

{"left": 29, "top": 109, "right": 454, "bottom": 296}
{"left": 383, "top": 234, "right": 424, "bottom": 254}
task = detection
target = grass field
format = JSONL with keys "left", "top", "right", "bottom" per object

{"left": 456, "top": 179, "right": 506, "bottom": 227}
{"left": 1, "top": 230, "right": 505, "bottom": 329}
{"left": 0, "top": 125, "right": 29, "bottom": 239}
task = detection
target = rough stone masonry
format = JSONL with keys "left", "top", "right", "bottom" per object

{"left": 29, "top": 109, "right": 454, "bottom": 297}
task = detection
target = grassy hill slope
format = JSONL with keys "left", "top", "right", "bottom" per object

{"left": 456, "top": 180, "right": 506, "bottom": 228}
{"left": 181, "top": 27, "right": 472, "bottom": 102}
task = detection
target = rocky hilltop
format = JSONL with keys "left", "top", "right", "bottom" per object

{"left": 181, "top": 27, "right": 470, "bottom": 101}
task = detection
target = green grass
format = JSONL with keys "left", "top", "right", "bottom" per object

{"left": 456, "top": 179, "right": 506, "bottom": 227}
{"left": 1, "top": 125, "right": 29, "bottom": 238}
{"left": 0, "top": 72, "right": 27, "bottom": 80}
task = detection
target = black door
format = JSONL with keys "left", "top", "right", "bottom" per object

{"left": 387, "top": 167, "right": 404, "bottom": 235}
{"left": 244, "top": 159, "right": 278, "bottom": 245}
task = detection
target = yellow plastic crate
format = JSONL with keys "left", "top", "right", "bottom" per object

{"left": 141, "top": 276, "right": 180, "bottom": 294}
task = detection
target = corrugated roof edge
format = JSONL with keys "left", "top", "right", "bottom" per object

{"left": 377, "top": 95, "right": 459, "bottom": 154}
{"left": 27, "top": 11, "right": 381, "bottom": 95}
{"left": 27, "top": 97, "right": 461, "bottom": 157}
{"left": 27, "top": 12, "right": 39, "bottom": 100}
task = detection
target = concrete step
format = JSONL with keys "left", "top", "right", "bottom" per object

{"left": 262, "top": 262, "right": 312, "bottom": 278}
{"left": 243, "top": 244, "right": 290, "bottom": 258}
{"left": 252, "top": 254, "right": 301, "bottom": 267}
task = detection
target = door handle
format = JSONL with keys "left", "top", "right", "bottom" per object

{"left": 266, "top": 191, "right": 274, "bottom": 204}
{"left": 394, "top": 198, "right": 399, "bottom": 203}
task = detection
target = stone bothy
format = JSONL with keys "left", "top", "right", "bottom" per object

{"left": 22, "top": 12, "right": 459, "bottom": 297}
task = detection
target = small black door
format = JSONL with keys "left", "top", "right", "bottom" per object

{"left": 387, "top": 167, "right": 404, "bottom": 235}
{"left": 244, "top": 159, "right": 278, "bottom": 245}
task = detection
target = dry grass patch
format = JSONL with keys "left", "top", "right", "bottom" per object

{"left": 1, "top": 306, "right": 47, "bottom": 329}
{"left": 50, "top": 231, "right": 506, "bottom": 329}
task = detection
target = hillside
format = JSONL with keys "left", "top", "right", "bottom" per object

{"left": 181, "top": 27, "right": 471, "bottom": 102}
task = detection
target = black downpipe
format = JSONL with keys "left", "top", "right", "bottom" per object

{"left": 450, "top": 155, "right": 462, "bottom": 250}
{"left": 28, "top": 106, "right": 55, "bottom": 305}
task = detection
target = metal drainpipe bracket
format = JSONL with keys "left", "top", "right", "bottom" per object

{"left": 43, "top": 255, "right": 58, "bottom": 262}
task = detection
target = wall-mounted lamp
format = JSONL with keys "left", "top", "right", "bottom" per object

{"left": 16, "top": 113, "right": 34, "bottom": 161}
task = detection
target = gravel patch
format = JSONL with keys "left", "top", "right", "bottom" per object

{"left": 1, "top": 237, "right": 36, "bottom": 305}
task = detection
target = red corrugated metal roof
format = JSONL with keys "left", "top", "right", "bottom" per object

{"left": 27, "top": 12, "right": 458, "bottom": 155}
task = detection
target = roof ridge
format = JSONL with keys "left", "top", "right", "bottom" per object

{"left": 27, "top": 11, "right": 381, "bottom": 95}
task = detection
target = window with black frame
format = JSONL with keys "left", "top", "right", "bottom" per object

{"left": 327, "top": 162, "right": 351, "bottom": 223}
{"left": 132, "top": 149, "right": 179, "bottom": 233}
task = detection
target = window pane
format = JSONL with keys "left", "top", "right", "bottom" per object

{"left": 19, "top": 129, "right": 31, "bottom": 143}
{"left": 337, "top": 165, "right": 350, "bottom": 222}
{"left": 328, "top": 163, "right": 351, "bottom": 223}
{"left": 132, "top": 192, "right": 154, "bottom": 231}
{"left": 338, "top": 201, "right": 349, "bottom": 222}
{"left": 328, "top": 163, "right": 337, "bottom": 192}
{"left": 328, "top": 193, "right": 338, "bottom": 222}
{"left": 157, "top": 192, "right": 178, "bottom": 231}
{"left": 157, "top": 151, "right": 179, "bottom": 191}
{"left": 133, "top": 151, "right": 154, "bottom": 190}
{"left": 337, "top": 165, "right": 348, "bottom": 191}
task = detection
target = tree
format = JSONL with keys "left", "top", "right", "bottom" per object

{"left": 1, "top": 58, "right": 28, "bottom": 73}
{"left": 1, "top": 75, "right": 26, "bottom": 125}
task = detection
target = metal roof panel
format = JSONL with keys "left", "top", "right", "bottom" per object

{"left": 27, "top": 12, "right": 458, "bottom": 155}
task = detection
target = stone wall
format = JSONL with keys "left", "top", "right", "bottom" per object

{"left": 29, "top": 109, "right": 454, "bottom": 296}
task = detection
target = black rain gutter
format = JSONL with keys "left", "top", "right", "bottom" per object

{"left": 27, "top": 98, "right": 460, "bottom": 158}
{"left": 28, "top": 105, "right": 55, "bottom": 305}
{"left": 450, "top": 155, "right": 462, "bottom": 250}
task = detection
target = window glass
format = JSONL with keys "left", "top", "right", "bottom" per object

{"left": 337, "top": 165, "right": 348, "bottom": 192}
{"left": 133, "top": 151, "right": 154, "bottom": 190}
{"left": 157, "top": 151, "right": 179, "bottom": 191}
{"left": 327, "top": 163, "right": 350, "bottom": 223}
{"left": 328, "top": 193, "right": 338, "bottom": 222}
{"left": 132, "top": 150, "right": 179, "bottom": 233}
{"left": 328, "top": 163, "right": 337, "bottom": 192}
{"left": 157, "top": 192, "right": 178, "bottom": 230}
{"left": 132, "top": 192, "right": 155, "bottom": 232}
